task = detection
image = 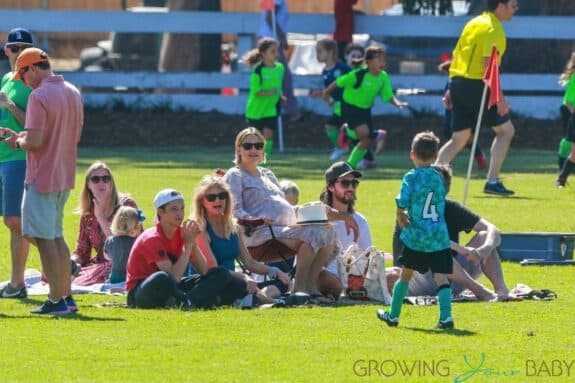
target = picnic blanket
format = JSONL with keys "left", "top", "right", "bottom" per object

{"left": 403, "top": 283, "right": 557, "bottom": 306}
{"left": 0, "top": 269, "right": 126, "bottom": 296}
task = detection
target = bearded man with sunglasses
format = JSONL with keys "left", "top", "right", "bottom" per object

{"left": 2, "top": 47, "right": 83, "bottom": 315}
{"left": 0, "top": 28, "right": 35, "bottom": 299}
{"left": 318, "top": 161, "right": 371, "bottom": 299}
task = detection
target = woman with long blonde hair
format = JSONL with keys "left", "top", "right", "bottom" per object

{"left": 224, "top": 128, "right": 358, "bottom": 303}
{"left": 193, "top": 174, "right": 291, "bottom": 304}
{"left": 71, "top": 161, "right": 140, "bottom": 285}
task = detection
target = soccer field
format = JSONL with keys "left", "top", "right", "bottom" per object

{"left": 0, "top": 147, "right": 573, "bottom": 383}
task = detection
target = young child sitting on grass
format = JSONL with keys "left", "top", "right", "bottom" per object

{"left": 377, "top": 131, "right": 454, "bottom": 329}
{"left": 104, "top": 206, "right": 143, "bottom": 283}
{"left": 279, "top": 179, "right": 300, "bottom": 206}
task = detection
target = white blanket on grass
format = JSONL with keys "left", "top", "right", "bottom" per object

{"left": 0, "top": 269, "right": 126, "bottom": 296}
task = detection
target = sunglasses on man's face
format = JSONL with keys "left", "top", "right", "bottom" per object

{"left": 89, "top": 175, "right": 112, "bottom": 184}
{"left": 8, "top": 45, "right": 29, "bottom": 54}
{"left": 205, "top": 191, "right": 227, "bottom": 202}
{"left": 337, "top": 179, "right": 360, "bottom": 189}
{"left": 241, "top": 142, "right": 264, "bottom": 151}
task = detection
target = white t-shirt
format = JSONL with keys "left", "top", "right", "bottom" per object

{"left": 325, "top": 211, "right": 372, "bottom": 276}
{"left": 258, "top": 0, "right": 289, "bottom": 39}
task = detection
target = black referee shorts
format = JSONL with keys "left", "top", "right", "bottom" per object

{"left": 449, "top": 77, "right": 510, "bottom": 133}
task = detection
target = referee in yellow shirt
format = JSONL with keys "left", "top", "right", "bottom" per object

{"left": 437, "top": 0, "right": 518, "bottom": 196}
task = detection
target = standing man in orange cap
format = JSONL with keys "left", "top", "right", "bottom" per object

{"left": 1, "top": 47, "right": 83, "bottom": 315}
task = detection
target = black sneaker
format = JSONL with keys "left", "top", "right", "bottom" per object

{"left": 65, "top": 295, "right": 78, "bottom": 312}
{"left": 376, "top": 309, "right": 399, "bottom": 327}
{"left": 556, "top": 177, "right": 566, "bottom": 188}
{"left": 435, "top": 317, "right": 454, "bottom": 329}
{"left": 0, "top": 283, "right": 27, "bottom": 299}
{"left": 30, "top": 299, "right": 71, "bottom": 316}
{"left": 484, "top": 180, "right": 514, "bottom": 196}
{"left": 180, "top": 297, "right": 194, "bottom": 311}
{"left": 71, "top": 260, "right": 82, "bottom": 278}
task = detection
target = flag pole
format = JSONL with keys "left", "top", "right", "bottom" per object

{"left": 270, "top": 5, "right": 285, "bottom": 153}
{"left": 462, "top": 46, "right": 499, "bottom": 206}
{"left": 462, "top": 83, "right": 488, "bottom": 206}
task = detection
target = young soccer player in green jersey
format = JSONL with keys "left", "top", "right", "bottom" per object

{"left": 322, "top": 46, "right": 407, "bottom": 169}
{"left": 557, "top": 52, "right": 575, "bottom": 174}
{"left": 242, "top": 38, "right": 285, "bottom": 164}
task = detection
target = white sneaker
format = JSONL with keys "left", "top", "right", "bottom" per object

{"left": 329, "top": 148, "right": 347, "bottom": 161}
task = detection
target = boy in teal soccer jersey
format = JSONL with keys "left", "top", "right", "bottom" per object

{"left": 322, "top": 46, "right": 406, "bottom": 168}
{"left": 377, "top": 131, "right": 454, "bottom": 329}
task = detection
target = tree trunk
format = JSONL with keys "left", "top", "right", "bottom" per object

{"left": 158, "top": 0, "right": 222, "bottom": 97}
{"left": 159, "top": 0, "right": 202, "bottom": 72}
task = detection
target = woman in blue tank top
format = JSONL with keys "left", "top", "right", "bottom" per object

{"left": 192, "top": 175, "right": 292, "bottom": 304}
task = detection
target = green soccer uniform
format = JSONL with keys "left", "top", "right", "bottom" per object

{"left": 0, "top": 72, "right": 30, "bottom": 162}
{"left": 246, "top": 62, "right": 284, "bottom": 120}
{"left": 563, "top": 75, "right": 575, "bottom": 108}
{"left": 336, "top": 68, "right": 394, "bottom": 110}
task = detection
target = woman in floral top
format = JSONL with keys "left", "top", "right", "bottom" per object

{"left": 71, "top": 161, "right": 140, "bottom": 285}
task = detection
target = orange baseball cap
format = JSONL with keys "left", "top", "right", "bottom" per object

{"left": 12, "top": 47, "right": 49, "bottom": 80}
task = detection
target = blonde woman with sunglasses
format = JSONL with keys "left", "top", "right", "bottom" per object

{"left": 71, "top": 161, "right": 141, "bottom": 286}
{"left": 224, "top": 128, "right": 358, "bottom": 304}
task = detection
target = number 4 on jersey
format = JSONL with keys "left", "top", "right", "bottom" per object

{"left": 422, "top": 192, "right": 439, "bottom": 222}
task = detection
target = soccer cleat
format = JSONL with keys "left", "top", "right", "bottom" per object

{"left": 0, "top": 284, "right": 27, "bottom": 299}
{"left": 376, "top": 309, "right": 399, "bottom": 327}
{"left": 435, "top": 317, "right": 454, "bottom": 329}
{"left": 329, "top": 147, "right": 348, "bottom": 161}
{"left": 357, "top": 159, "right": 377, "bottom": 170}
{"left": 556, "top": 176, "right": 566, "bottom": 188}
{"left": 474, "top": 152, "right": 487, "bottom": 170}
{"left": 30, "top": 299, "right": 71, "bottom": 316}
{"left": 483, "top": 180, "right": 514, "bottom": 196}
{"left": 65, "top": 295, "right": 78, "bottom": 312}
{"left": 375, "top": 129, "right": 387, "bottom": 155}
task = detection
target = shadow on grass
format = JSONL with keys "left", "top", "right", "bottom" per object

{"left": 48, "top": 313, "right": 126, "bottom": 322}
{"left": 403, "top": 326, "right": 476, "bottom": 336}
{"left": 473, "top": 195, "right": 536, "bottom": 201}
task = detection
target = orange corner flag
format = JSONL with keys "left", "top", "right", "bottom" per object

{"left": 260, "top": 0, "right": 275, "bottom": 10}
{"left": 483, "top": 46, "right": 500, "bottom": 109}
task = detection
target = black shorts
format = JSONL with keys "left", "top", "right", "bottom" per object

{"left": 326, "top": 114, "right": 343, "bottom": 128}
{"left": 449, "top": 77, "right": 510, "bottom": 132}
{"left": 247, "top": 117, "right": 278, "bottom": 131}
{"left": 566, "top": 113, "right": 575, "bottom": 143}
{"left": 397, "top": 244, "right": 453, "bottom": 274}
{"left": 341, "top": 102, "right": 377, "bottom": 137}
{"left": 560, "top": 105, "right": 572, "bottom": 136}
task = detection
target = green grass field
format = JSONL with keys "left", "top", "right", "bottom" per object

{"left": 1, "top": 147, "right": 573, "bottom": 383}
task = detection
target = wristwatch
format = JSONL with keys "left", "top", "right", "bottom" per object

{"left": 15, "top": 141, "right": 21, "bottom": 150}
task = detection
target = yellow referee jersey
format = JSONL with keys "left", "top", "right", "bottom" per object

{"left": 449, "top": 12, "right": 506, "bottom": 80}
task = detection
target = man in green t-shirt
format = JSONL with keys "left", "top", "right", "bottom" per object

{"left": 0, "top": 28, "right": 33, "bottom": 299}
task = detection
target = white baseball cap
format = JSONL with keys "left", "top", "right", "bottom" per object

{"left": 153, "top": 189, "right": 183, "bottom": 209}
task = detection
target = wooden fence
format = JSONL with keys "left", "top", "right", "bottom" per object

{"left": 0, "top": 9, "right": 571, "bottom": 118}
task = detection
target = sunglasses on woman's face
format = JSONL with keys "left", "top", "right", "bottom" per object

{"left": 205, "top": 191, "right": 227, "bottom": 202}
{"left": 241, "top": 142, "right": 264, "bottom": 151}
{"left": 337, "top": 179, "right": 360, "bottom": 189}
{"left": 89, "top": 175, "right": 111, "bottom": 184}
